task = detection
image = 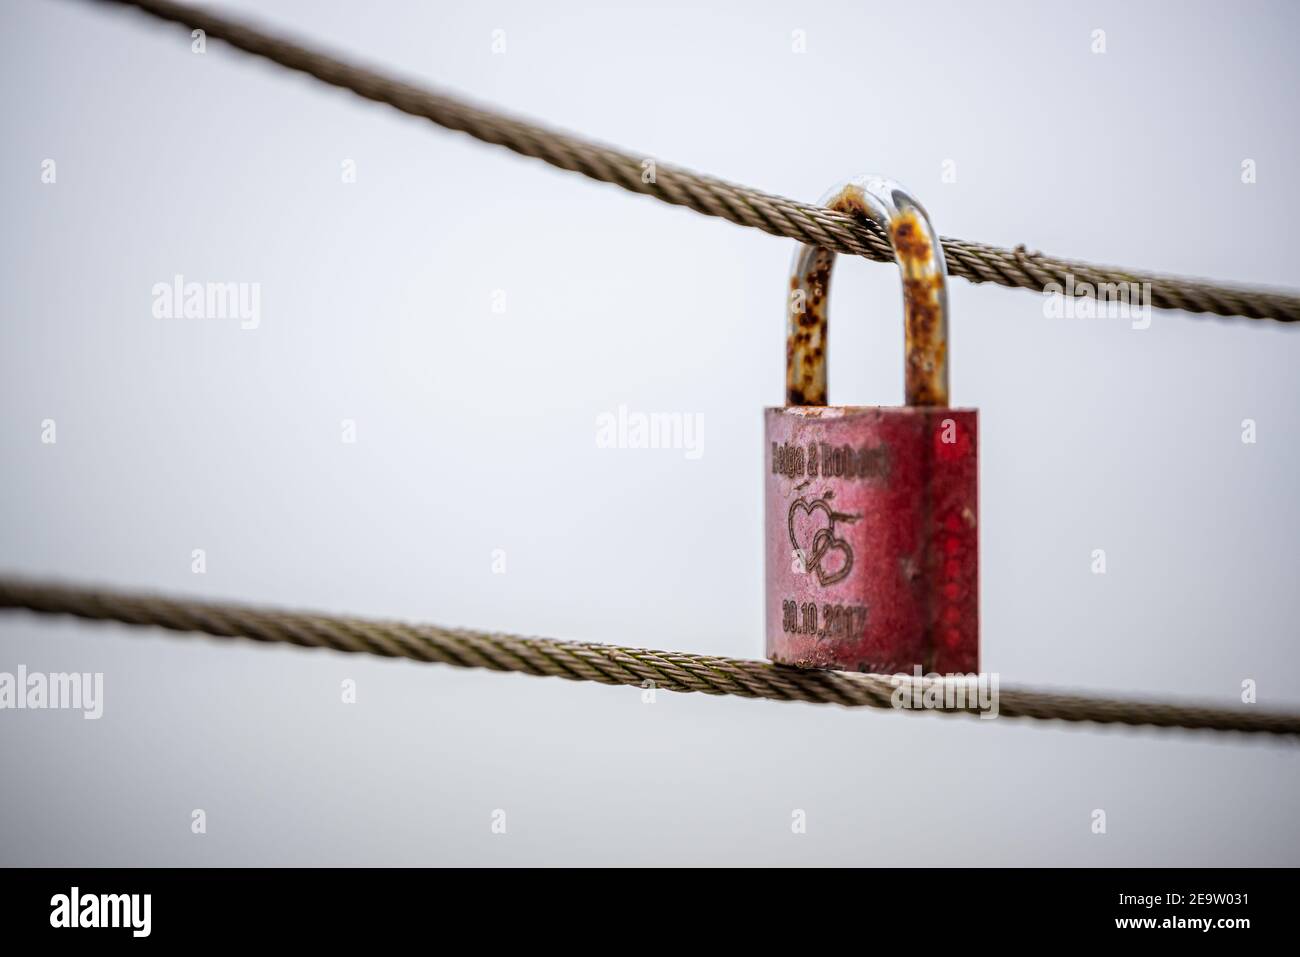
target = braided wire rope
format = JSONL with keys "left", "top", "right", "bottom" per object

{"left": 2, "top": 577, "right": 1297, "bottom": 737}
{"left": 90, "top": 0, "right": 1300, "bottom": 323}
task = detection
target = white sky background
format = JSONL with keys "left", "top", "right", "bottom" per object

{"left": 1, "top": 0, "right": 1297, "bottom": 865}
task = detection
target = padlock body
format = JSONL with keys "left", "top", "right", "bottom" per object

{"left": 765, "top": 406, "right": 978, "bottom": 675}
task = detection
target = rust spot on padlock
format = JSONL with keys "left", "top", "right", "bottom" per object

{"left": 890, "top": 210, "right": 931, "bottom": 261}
{"left": 890, "top": 208, "right": 949, "bottom": 408}
{"left": 786, "top": 248, "right": 834, "bottom": 407}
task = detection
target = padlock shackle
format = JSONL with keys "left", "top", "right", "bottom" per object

{"left": 785, "top": 176, "right": 950, "bottom": 408}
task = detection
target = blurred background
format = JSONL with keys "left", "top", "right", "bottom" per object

{"left": 1, "top": 0, "right": 1297, "bottom": 865}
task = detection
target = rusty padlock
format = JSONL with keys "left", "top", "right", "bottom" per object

{"left": 765, "top": 175, "right": 978, "bottom": 675}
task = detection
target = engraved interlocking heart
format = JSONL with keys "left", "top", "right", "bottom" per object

{"left": 787, "top": 496, "right": 835, "bottom": 561}
{"left": 787, "top": 494, "right": 856, "bottom": 587}
{"left": 808, "top": 528, "right": 852, "bottom": 586}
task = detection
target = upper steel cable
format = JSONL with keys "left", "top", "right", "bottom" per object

{"left": 86, "top": 0, "right": 1300, "bottom": 323}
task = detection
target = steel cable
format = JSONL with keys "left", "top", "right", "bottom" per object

{"left": 2, "top": 577, "right": 1297, "bottom": 737}
{"left": 85, "top": 0, "right": 1300, "bottom": 323}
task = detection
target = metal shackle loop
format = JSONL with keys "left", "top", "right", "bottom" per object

{"left": 785, "top": 176, "right": 950, "bottom": 408}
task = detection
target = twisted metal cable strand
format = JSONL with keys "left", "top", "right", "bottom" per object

{"left": 2, "top": 577, "right": 1298, "bottom": 737}
{"left": 91, "top": 0, "right": 1300, "bottom": 323}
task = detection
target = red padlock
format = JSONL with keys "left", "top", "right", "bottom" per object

{"left": 765, "top": 176, "right": 978, "bottom": 675}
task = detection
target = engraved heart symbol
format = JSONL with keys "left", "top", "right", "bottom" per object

{"left": 787, "top": 493, "right": 857, "bottom": 587}
{"left": 787, "top": 496, "right": 835, "bottom": 562}
{"left": 808, "top": 528, "right": 853, "bottom": 587}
